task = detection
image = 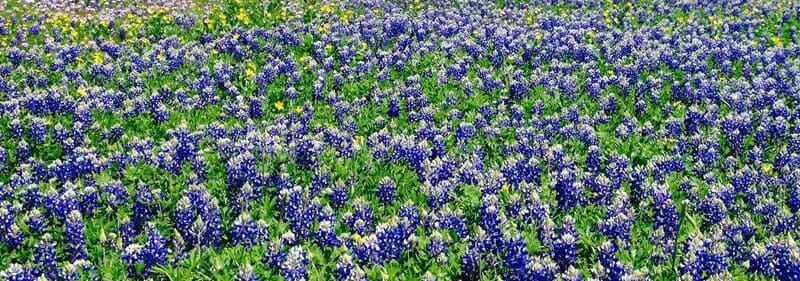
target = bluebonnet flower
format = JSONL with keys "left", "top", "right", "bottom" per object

{"left": 9, "top": 118, "right": 24, "bottom": 139}
{"left": 509, "top": 80, "right": 529, "bottom": 100}
{"left": 24, "top": 208, "right": 45, "bottom": 233}
{"left": 427, "top": 231, "right": 449, "bottom": 264}
{"left": 132, "top": 184, "right": 160, "bottom": 230}
{"left": 697, "top": 192, "right": 728, "bottom": 226}
{"left": 290, "top": 137, "right": 325, "bottom": 169}
{"left": 16, "top": 140, "right": 30, "bottom": 162}
{"left": 280, "top": 246, "right": 309, "bottom": 281}
{"left": 343, "top": 197, "right": 374, "bottom": 235}
{"left": 4, "top": 223, "right": 23, "bottom": 249}
{"left": 328, "top": 179, "right": 349, "bottom": 210}
{"left": 561, "top": 266, "right": 583, "bottom": 281}
{"left": 226, "top": 151, "right": 258, "bottom": 193}
{"left": 681, "top": 231, "right": 729, "bottom": 280}
{"left": 233, "top": 182, "right": 264, "bottom": 215}
{"left": 0, "top": 205, "right": 15, "bottom": 238}
{"left": 65, "top": 210, "right": 88, "bottom": 261}
{"left": 554, "top": 166, "right": 583, "bottom": 210}
{"left": 586, "top": 145, "right": 603, "bottom": 173}
{"left": 502, "top": 155, "right": 541, "bottom": 187}
{"left": 29, "top": 117, "right": 48, "bottom": 143}
{"left": 140, "top": 224, "right": 168, "bottom": 275}
{"left": 231, "top": 213, "right": 266, "bottom": 248}
{"left": 503, "top": 234, "right": 530, "bottom": 281}
{"left": 375, "top": 216, "right": 417, "bottom": 263}
{"left": 280, "top": 185, "right": 318, "bottom": 239}
{"left": 767, "top": 238, "right": 800, "bottom": 281}
{"left": 334, "top": 253, "right": 368, "bottom": 281}
{"left": 526, "top": 255, "right": 558, "bottom": 281}
{"left": 459, "top": 242, "right": 480, "bottom": 280}
{"left": 600, "top": 189, "right": 633, "bottom": 247}
{"left": 553, "top": 216, "right": 578, "bottom": 270}
{"left": 174, "top": 185, "right": 222, "bottom": 248}
{"left": 377, "top": 176, "right": 396, "bottom": 205}
{"left": 0, "top": 264, "right": 36, "bottom": 281}
{"left": 456, "top": 122, "right": 476, "bottom": 144}
{"left": 478, "top": 194, "right": 505, "bottom": 254}
{"left": 594, "top": 241, "right": 627, "bottom": 281}
{"left": 102, "top": 180, "right": 128, "bottom": 208}
{"left": 34, "top": 234, "right": 59, "bottom": 280}
{"left": 422, "top": 179, "right": 453, "bottom": 210}
{"left": 118, "top": 216, "right": 137, "bottom": 247}
{"left": 650, "top": 183, "right": 679, "bottom": 262}
{"left": 121, "top": 243, "right": 145, "bottom": 277}
{"left": 235, "top": 264, "right": 259, "bottom": 281}
{"left": 747, "top": 244, "right": 774, "bottom": 277}
{"left": 311, "top": 167, "right": 331, "bottom": 197}
{"left": 314, "top": 219, "right": 341, "bottom": 249}
{"left": 0, "top": 146, "right": 7, "bottom": 172}
{"left": 79, "top": 185, "right": 99, "bottom": 215}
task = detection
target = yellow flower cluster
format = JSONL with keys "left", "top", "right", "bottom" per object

{"left": 237, "top": 9, "right": 251, "bottom": 25}
{"left": 245, "top": 63, "right": 257, "bottom": 79}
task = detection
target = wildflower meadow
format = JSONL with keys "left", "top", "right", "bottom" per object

{"left": 0, "top": 0, "right": 799, "bottom": 280}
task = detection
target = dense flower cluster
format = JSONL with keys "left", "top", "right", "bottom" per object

{"left": 0, "top": 0, "right": 799, "bottom": 279}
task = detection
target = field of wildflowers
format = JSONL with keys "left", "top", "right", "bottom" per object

{"left": 0, "top": 0, "right": 799, "bottom": 280}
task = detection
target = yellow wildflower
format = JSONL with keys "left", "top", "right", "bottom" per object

{"left": 77, "top": 87, "right": 88, "bottom": 97}
{"left": 320, "top": 4, "right": 335, "bottom": 14}
{"left": 237, "top": 10, "right": 251, "bottom": 25}
{"left": 93, "top": 52, "right": 104, "bottom": 64}
{"left": 295, "top": 106, "right": 304, "bottom": 114}
{"left": 274, "top": 101, "right": 285, "bottom": 111}
{"left": 341, "top": 9, "right": 352, "bottom": 23}
{"left": 762, "top": 164, "right": 773, "bottom": 174}
{"left": 351, "top": 233, "right": 365, "bottom": 244}
{"left": 319, "top": 23, "right": 330, "bottom": 33}
{"left": 245, "top": 63, "right": 256, "bottom": 79}
{"left": 772, "top": 36, "right": 783, "bottom": 47}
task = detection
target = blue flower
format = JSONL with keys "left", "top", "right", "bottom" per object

{"left": 65, "top": 210, "right": 87, "bottom": 261}
{"left": 377, "top": 176, "right": 396, "bottom": 205}
{"left": 280, "top": 246, "right": 309, "bottom": 281}
{"left": 1, "top": 264, "right": 36, "bottom": 281}
{"left": 34, "top": 234, "right": 59, "bottom": 280}
{"left": 235, "top": 264, "right": 260, "bottom": 281}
